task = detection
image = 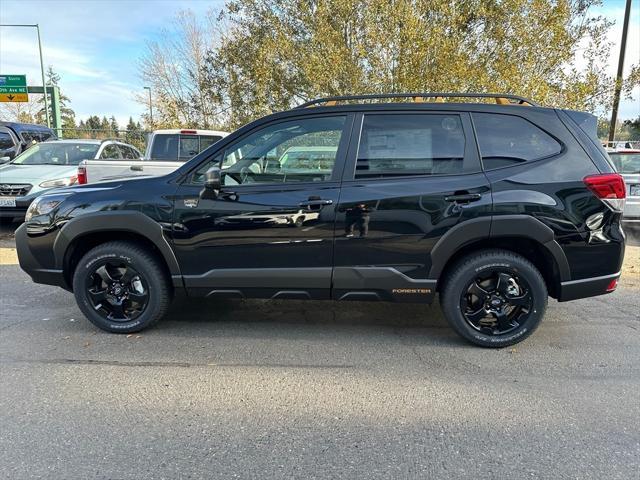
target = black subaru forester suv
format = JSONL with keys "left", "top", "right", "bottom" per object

{"left": 16, "top": 93, "right": 626, "bottom": 347}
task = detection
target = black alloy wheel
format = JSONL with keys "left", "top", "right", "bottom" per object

{"left": 73, "top": 241, "right": 171, "bottom": 333}
{"left": 440, "top": 249, "right": 547, "bottom": 348}
{"left": 460, "top": 270, "right": 533, "bottom": 336}
{"left": 86, "top": 261, "right": 149, "bottom": 322}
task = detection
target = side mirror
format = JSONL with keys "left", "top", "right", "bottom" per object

{"left": 201, "top": 165, "right": 222, "bottom": 198}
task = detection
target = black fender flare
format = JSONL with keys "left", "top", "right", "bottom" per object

{"left": 428, "top": 215, "right": 571, "bottom": 281}
{"left": 53, "top": 211, "right": 182, "bottom": 278}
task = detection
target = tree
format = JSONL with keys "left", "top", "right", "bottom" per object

{"left": 125, "top": 117, "right": 146, "bottom": 151}
{"left": 36, "top": 65, "right": 76, "bottom": 131}
{"left": 623, "top": 117, "right": 640, "bottom": 141}
{"left": 184, "top": 0, "right": 639, "bottom": 130}
{"left": 0, "top": 96, "right": 41, "bottom": 124}
{"left": 109, "top": 116, "right": 120, "bottom": 137}
{"left": 138, "top": 10, "right": 222, "bottom": 129}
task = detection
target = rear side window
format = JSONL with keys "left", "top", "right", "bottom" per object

{"left": 472, "top": 113, "right": 561, "bottom": 169}
{"left": 356, "top": 114, "right": 466, "bottom": 178}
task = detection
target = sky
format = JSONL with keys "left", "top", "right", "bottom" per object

{"left": 0, "top": 0, "right": 639, "bottom": 128}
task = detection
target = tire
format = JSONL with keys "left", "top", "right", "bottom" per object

{"left": 440, "top": 249, "right": 547, "bottom": 348}
{"left": 72, "top": 241, "right": 172, "bottom": 333}
{"left": 294, "top": 215, "right": 305, "bottom": 228}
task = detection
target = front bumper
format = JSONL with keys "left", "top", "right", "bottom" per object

{"left": 15, "top": 223, "right": 69, "bottom": 290}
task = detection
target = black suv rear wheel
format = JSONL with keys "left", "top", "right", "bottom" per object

{"left": 72, "top": 241, "right": 171, "bottom": 333}
{"left": 441, "top": 250, "right": 547, "bottom": 348}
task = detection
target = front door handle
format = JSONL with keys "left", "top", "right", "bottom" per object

{"left": 299, "top": 198, "right": 333, "bottom": 209}
{"left": 444, "top": 193, "right": 482, "bottom": 203}
{"left": 130, "top": 165, "right": 143, "bottom": 171}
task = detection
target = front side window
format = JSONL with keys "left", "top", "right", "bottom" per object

{"left": 101, "top": 144, "right": 121, "bottom": 159}
{"left": 472, "top": 113, "right": 562, "bottom": 170}
{"left": 122, "top": 146, "right": 140, "bottom": 159}
{"left": 356, "top": 114, "right": 466, "bottom": 178}
{"left": 206, "top": 116, "right": 345, "bottom": 185}
{"left": 0, "top": 132, "right": 14, "bottom": 150}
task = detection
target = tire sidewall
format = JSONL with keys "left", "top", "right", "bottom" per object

{"left": 443, "top": 255, "right": 547, "bottom": 348}
{"left": 73, "top": 249, "right": 160, "bottom": 333}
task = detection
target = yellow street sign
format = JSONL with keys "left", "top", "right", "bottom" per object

{"left": 0, "top": 93, "right": 28, "bottom": 102}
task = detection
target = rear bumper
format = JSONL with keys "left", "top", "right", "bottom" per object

{"left": 15, "top": 223, "right": 69, "bottom": 290}
{"left": 557, "top": 271, "right": 620, "bottom": 302}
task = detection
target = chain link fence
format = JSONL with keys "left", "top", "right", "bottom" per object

{"left": 58, "top": 129, "right": 150, "bottom": 152}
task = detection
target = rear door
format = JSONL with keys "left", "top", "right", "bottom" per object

{"left": 332, "top": 111, "right": 492, "bottom": 302}
{"left": 171, "top": 113, "right": 354, "bottom": 299}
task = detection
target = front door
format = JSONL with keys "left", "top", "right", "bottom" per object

{"left": 172, "top": 114, "right": 354, "bottom": 299}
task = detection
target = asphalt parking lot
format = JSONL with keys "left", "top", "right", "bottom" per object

{"left": 1, "top": 222, "right": 639, "bottom": 479}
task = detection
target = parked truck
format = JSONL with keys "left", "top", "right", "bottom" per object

{"left": 78, "top": 129, "right": 229, "bottom": 184}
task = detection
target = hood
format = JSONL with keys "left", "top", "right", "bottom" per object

{"left": 0, "top": 163, "right": 78, "bottom": 186}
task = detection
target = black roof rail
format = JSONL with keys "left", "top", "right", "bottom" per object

{"left": 296, "top": 92, "right": 537, "bottom": 108}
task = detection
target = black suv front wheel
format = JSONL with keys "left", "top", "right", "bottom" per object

{"left": 441, "top": 250, "right": 547, "bottom": 348}
{"left": 72, "top": 241, "right": 172, "bottom": 333}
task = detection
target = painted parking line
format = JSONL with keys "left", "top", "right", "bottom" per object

{"left": 0, "top": 248, "right": 18, "bottom": 265}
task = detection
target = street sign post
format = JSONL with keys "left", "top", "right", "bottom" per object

{"left": 0, "top": 75, "right": 29, "bottom": 102}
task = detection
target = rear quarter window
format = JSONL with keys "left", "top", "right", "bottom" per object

{"left": 472, "top": 113, "right": 562, "bottom": 170}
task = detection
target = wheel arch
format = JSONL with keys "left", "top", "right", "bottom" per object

{"left": 429, "top": 215, "right": 571, "bottom": 299}
{"left": 53, "top": 211, "right": 182, "bottom": 290}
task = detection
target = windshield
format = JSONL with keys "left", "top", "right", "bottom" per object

{"left": 11, "top": 142, "right": 99, "bottom": 166}
{"left": 609, "top": 153, "right": 640, "bottom": 174}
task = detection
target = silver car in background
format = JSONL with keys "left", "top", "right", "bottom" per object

{"left": 609, "top": 149, "right": 640, "bottom": 227}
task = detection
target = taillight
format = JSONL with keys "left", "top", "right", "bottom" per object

{"left": 606, "top": 278, "right": 618, "bottom": 292}
{"left": 583, "top": 173, "right": 626, "bottom": 212}
{"left": 180, "top": 129, "right": 197, "bottom": 134}
{"left": 77, "top": 164, "right": 87, "bottom": 185}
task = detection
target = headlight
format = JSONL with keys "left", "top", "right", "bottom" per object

{"left": 39, "top": 176, "right": 78, "bottom": 188}
{"left": 25, "top": 193, "right": 72, "bottom": 221}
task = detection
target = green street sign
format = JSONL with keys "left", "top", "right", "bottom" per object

{"left": 0, "top": 75, "right": 28, "bottom": 102}
{"left": 0, "top": 75, "right": 27, "bottom": 87}
{"left": 0, "top": 86, "right": 27, "bottom": 94}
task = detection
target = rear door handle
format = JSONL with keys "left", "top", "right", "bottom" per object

{"left": 444, "top": 193, "right": 482, "bottom": 203}
{"left": 130, "top": 165, "right": 143, "bottom": 171}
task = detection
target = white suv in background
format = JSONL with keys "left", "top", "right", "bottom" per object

{"left": 608, "top": 149, "right": 640, "bottom": 227}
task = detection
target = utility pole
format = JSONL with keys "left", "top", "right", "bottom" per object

{"left": 608, "top": 0, "right": 633, "bottom": 144}
{"left": 0, "top": 23, "right": 50, "bottom": 128}
{"left": 36, "top": 24, "right": 51, "bottom": 128}
{"left": 143, "top": 86, "right": 153, "bottom": 127}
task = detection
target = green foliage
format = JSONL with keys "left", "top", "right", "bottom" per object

{"left": 36, "top": 65, "right": 76, "bottom": 127}
{"left": 138, "top": 1, "right": 639, "bottom": 130}
{"left": 203, "top": 0, "right": 640, "bottom": 129}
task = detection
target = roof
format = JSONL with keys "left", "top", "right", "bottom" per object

{"left": 43, "top": 139, "right": 102, "bottom": 144}
{"left": 0, "top": 121, "right": 54, "bottom": 132}
{"left": 297, "top": 92, "right": 537, "bottom": 108}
